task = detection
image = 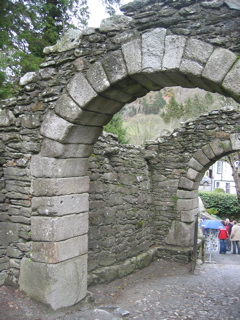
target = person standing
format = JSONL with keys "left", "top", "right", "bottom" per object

{"left": 230, "top": 221, "right": 240, "bottom": 254}
{"left": 218, "top": 221, "right": 229, "bottom": 254}
{"left": 225, "top": 218, "right": 233, "bottom": 251}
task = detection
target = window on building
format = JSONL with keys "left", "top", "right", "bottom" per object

{"left": 217, "top": 161, "right": 223, "bottom": 174}
{"left": 226, "top": 182, "right": 230, "bottom": 193}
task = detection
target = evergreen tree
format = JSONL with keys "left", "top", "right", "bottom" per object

{"left": 0, "top": 0, "right": 121, "bottom": 99}
{"left": 104, "top": 113, "right": 129, "bottom": 144}
{"left": 161, "top": 95, "right": 184, "bottom": 124}
{"left": 142, "top": 91, "right": 166, "bottom": 115}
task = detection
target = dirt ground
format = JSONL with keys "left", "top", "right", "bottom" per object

{"left": 0, "top": 252, "right": 240, "bottom": 320}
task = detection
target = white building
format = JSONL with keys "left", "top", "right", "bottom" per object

{"left": 199, "top": 160, "right": 236, "bottom": 194}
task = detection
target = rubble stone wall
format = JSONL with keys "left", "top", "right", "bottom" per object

{"left": 0, "top": 0, "right": 239, "bottom": 310}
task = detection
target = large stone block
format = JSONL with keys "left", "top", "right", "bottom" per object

{"left": 0, "top": 222, "right": 7, "bottom": 246}
{"left": 186, "top": 168, "right": 200, "bottom": 181}
{"left": 122, "top": 38, "right": 141, "bottom": 75}
{"left": 162, "top": 35, "right": 186, "bottom": 71}
{"left": 209, "top": 139, "right": 232, "bottom": 156}
{"left": 67, "top": 72, "right": 98, "bottom": 108}
{"left": 202, "top": 48, "right": 237, "bottom": 83}
{"left": 192, "top": 149, "right": 210, "bottom": 166}
{"left": 31, "top": 212, "right": 88, "bottom": 241}
{"left": 180, "top": 58, "right": 203, "bottom": 77}
{"left": 83, "top": 95, "right": 125, "bottom": 113}
{"left": 32, "top": 176, "right": 89, "bottom": 196}
{"left": 178, "top": 177, "right": 195, "bottom": 191}
{"left": 187, "top": 158, "right": 204, "bottom": 172}
{"left": 202, "top": 144, "right": 216, "bottom": 160}
{"left": 177, "top": 189, "right": 198, "bottom": 199}
{"left": 6, "top": 222, "right": 19, "bottom": 243}
{"left": 32, "top": 193, "right": 89, "bottom": 215}
{"left": 31, "top": 234, "right": 88, "bottom": 263}
{"left": 30, "top": 156, "right": 89, "bottom": 178}
{"left": 40, "top": 111, "right": 73, "bottom": 141}
{"left": 40, "top": 111, "right": 102, "bottom": 144}
{"left": 165, "top": 221, "right": 194, "bottom": 247}
{"left": 54, "top": 94, "right": 112, "bottom": 126}
{"left": 19, "top": 255, "right": 87, "bottom": 310}
{"left": 86, "top": 61, "right": 110, "bottom": 93}
{"left": 142, "top": 28, "right": 166, "bottom": 72}
{"left": 222, "top": 59, "right": 240, "bottom": 100}
{"left": 102, "top": 50, "right": 128, "bottom": 84}
{"left": 177, "top": 198, "right": 198, "bottom": 211}
{"left": 181, "top": 208, "right": 198, "bottom": 223}
{"left": 183, "top": 39, "right": 213, "bottom": 64}
{"left": 230, "top": 133, "right": 240, "bottom": 150}
{"left": 40, "top": 138, "right": 94, "bottom": 158}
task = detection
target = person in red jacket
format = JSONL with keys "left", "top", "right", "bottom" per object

{"left": 218, "top": 221, "right": 229, "bottom": 254}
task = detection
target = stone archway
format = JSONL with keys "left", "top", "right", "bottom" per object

{"left": 18, "top": 29, "right": 240, "bottom": 309}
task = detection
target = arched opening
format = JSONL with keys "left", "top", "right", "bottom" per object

{"left": 8, "top": 28, "right": 240, "bottom": 309}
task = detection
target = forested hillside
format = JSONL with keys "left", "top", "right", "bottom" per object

{"left": 117, "top": 87, "right": 240, "bottom": 146}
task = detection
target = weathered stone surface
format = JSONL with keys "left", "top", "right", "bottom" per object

{"left": 32, "top": 176, "right": 89, "bottom": 196}
{"left": 102, "top": 50, "right": 128, "bottom": 85}
{"left": 0, "top": 223, "right": 7, "bottom": 245}
{"left": 122, "top": 38, "right": 142, "bottom": 75}
{"left": 32, "top": 193, "right": 89, "bottom": 216}
{"left": 202, "top": 48, "right": 237, "bottom": 83}
{"left": 177, "top": 189, "right": 198, "bottom": 199}
{"left": 40, "top": 139, "right": 94, "bottom": 158}
{"left": 1, "top": 0, "right": 240, "bottom": 309}
{"left": 6, "top": 223, "right": 19, "bottom": 243}
{"left": 99, "top": 15, "right": 132, "bottom": 32}
{"left": 177, "top": 198, "right": 199, "bottom": 211}
{"left": 222, "top": 59, "right": 240, "bottom": 99}
{"left": 193, "top": 150, "right": 210, "bottom": 166}
{"left": 31, "top": 234, "right": 88, "bottom": 263}
{"left": 86, "top": 61, "right": 110, "bottom": 93}
{"left": 0, "top": 109, "right": 16, "bottom": 126}
{"left": 165, "top": 221, "right": 194, "bottom": 247}
{"left": 54, "top": 94, "right": 112, "bottom": 126}
{"left": 230, "top": 133, "right": 240, "bottom": 150}
{"left": 31, "top": 212, "right": 88, "bottom": 241}
{"left": 202, "top": 144, "right": 216, "bottom": 160}
{"left": 224, "top": 0, "right": 240, "bottom": 10}
{"left": 181, "top": 208, "right": 198, "bottom": 223}
{"left": 211, "top": 139, "right": 232, "bottom": 156}
{"left": 188, "top": 158, "right": 204, "bottom": 172}
{"left": 186, "top": 168, "right": 200, "bottom": 181}
{"left": 178, "top": 177, "right": 195, "bottom": 190}
{"left": 183, "top": 39, "right": 213, "bottom": 64}
{"left": 43, "top": 29, "right": 82, "bottom": 54}
{"left": 162, "top": 35, "right": 186, "bottom": 71}
{"left": 67, "top": 72, "right": 98, "bottom": 108}
{"left": 19, "top": 72, "right": 37, "bottom": 86}
{"left": 142, "top": 28, "right": 166, "bottom": 72}
{"left": 30, "top": 156, "right": 89, "bottom": 178}
{"left": 19, "top": 255, "right": 87, "bottom": 310}
{"left": 180, "top": 58, "right": 203, "bottom": 77}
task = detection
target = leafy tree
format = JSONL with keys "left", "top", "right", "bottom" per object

{"left": 0, "top": 0, "right": 121, "bottom": 98}
{"left": 104, "top": 113, "right": 129, "bottom": 144}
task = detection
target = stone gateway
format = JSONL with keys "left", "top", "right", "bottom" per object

{"left": 0, "top": 0, "right": 240, "bottom": 310}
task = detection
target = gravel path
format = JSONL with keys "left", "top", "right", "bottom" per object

{"left": 1, "top": 251, "right": 240, "bottom": 320}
